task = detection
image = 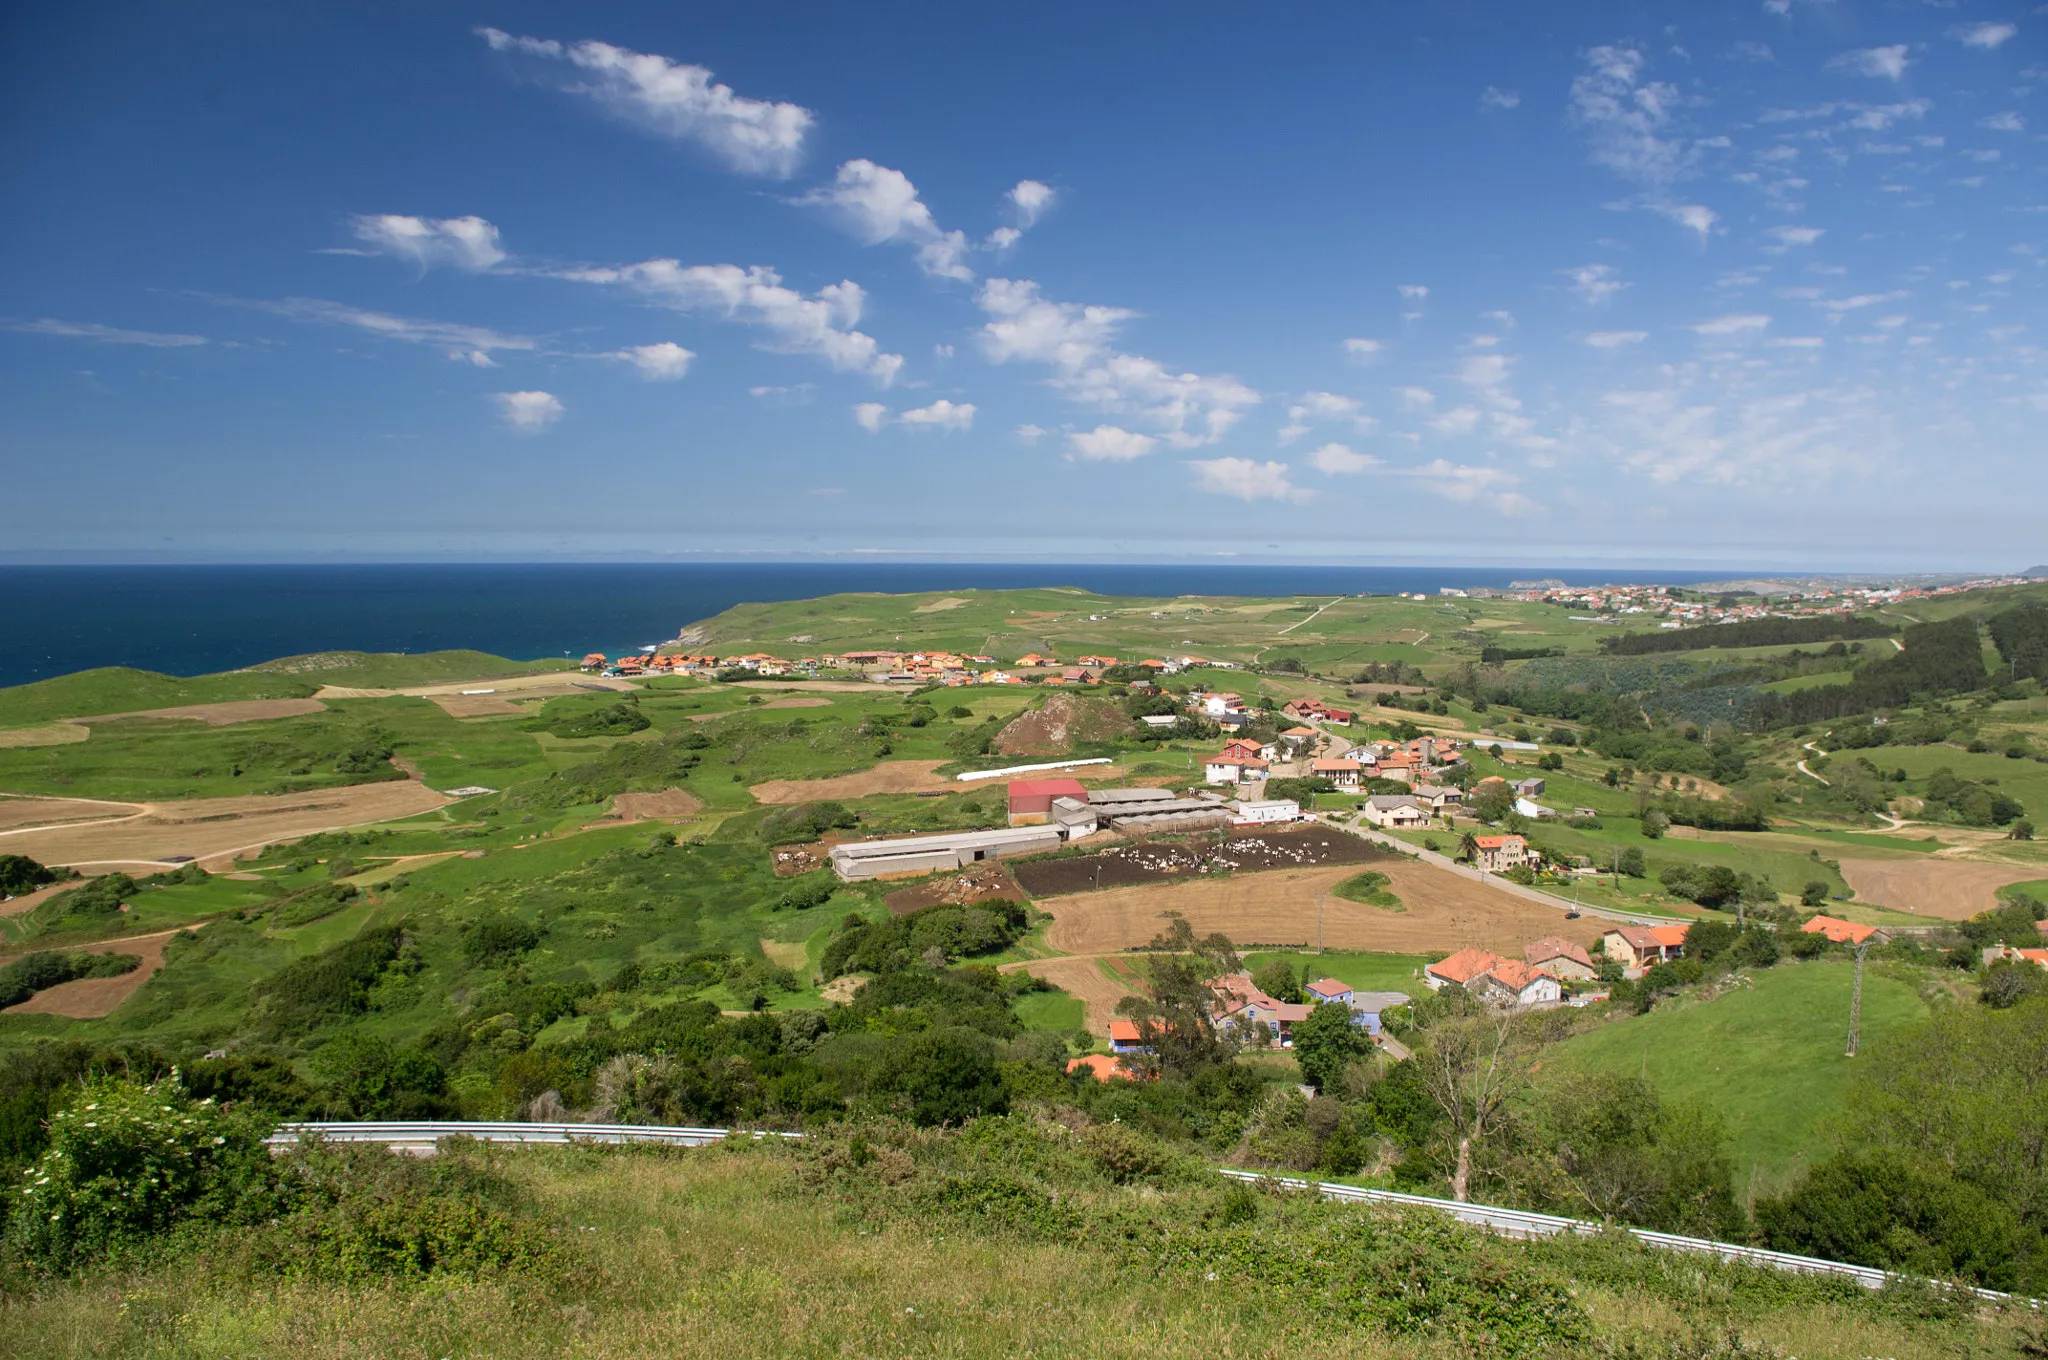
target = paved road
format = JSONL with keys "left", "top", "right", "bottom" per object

{"left": 1334, "top": 819, "right": 1687, "bottom": 927}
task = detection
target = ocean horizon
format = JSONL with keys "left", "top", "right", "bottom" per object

{"left": 2, "top": 562, "right": 1747, "bottom": 688}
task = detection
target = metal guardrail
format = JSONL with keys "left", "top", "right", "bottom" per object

{"left": 1219, "top": 1169, "right": 2029, "bottom": 1305}
{"left": 266, "top": 1121, "right": 2032, "bottom": 1307}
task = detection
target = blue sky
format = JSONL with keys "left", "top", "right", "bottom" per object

{"left": 1, "top": 2, "right": 2041, "bottom": 569}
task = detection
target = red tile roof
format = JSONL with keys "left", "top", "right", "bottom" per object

{"left": 1800, "top": 914, "right": 1877, "bottom": 945}
{"left": 1427, "top": 947, "right": 1503, "bottom": 986}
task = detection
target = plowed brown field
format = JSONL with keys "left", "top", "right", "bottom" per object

{"left": 0, "top": 925, "right": 196, "bottom": 1018}
{"left": 1, "top": 781, "right": 449, "bottom": 870}
{"left": 0, "top": 796, "right": 142, "bottom": 832}
{"left": 1839, "top": 857, "right": 2043, "bottom": 920}
{"left": 750, "top": 760, "right": 954, "bottom": 804}
{"left": 606, "top": 789, "right": 706, "bottom": 822}
{"left": 1039, "top": 859, "right": 1599, "bottom": 957}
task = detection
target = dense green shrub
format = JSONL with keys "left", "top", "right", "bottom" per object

{"left": 820, "top": 901, "right": 1029, "bottom": 977}
{"left": 460, "top": 911, "right": 542, "bottom": 965}
{"left": 759, "top": 800, "right": 859, "bottom": 845}
{"left": 36, "top": 873, "right": 136, "bottom": 924}
{"left": 247, "top": 924, "right": 405, "bottom": 1036}
{"left": 1759, "top": 1152, "right": 2022, "bottom": 1289}
{"left": 271, "top": 881, "right": 360, "bottom": 927}
{"left": 0, "top": 855, "right": 64, "bottom": 897}
{"left": 3, "top": 1076, "right": 283, "bottom": 1272}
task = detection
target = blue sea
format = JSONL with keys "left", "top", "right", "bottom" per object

{"left": 0, "top": 563, "right": 1740, "bottom": 688}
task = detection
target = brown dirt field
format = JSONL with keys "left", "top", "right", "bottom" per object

{"left": 2, "top": 781, "right": 450, "bottom": 871}
{"left": 429, "top": 693, "right": 525, "bottom": 718}
{"left": 315, "top": 674, "right": 636, "bottom": 702}
{"left": 338, "top": 851, "right": 463, "bottom": 887}
{"left": 770, "top": 842, "right": 832, "bottom": 877}
{"left": 819, "top": 975, "right": 868, "bottom": 1005}
{"left": 759, "top": 939, "right": 810, "bottom": 971}
{"left": 750, "top": 759, "right": 954, "bottom": 804}
{"left": 1, "top": 925, "right": 197, "bottom": 1018}
{"left": 1016, "top": 957, "right": 1137, "bottom": 1034}
{"left": 733, "top": 680, "right": 901, "bottom": 693}
{"left": 884, "top": 864, "right": 1025, "bottom": 916}
{"left": 0, "top": 882, "right": 74, "bottom": 920}
{"left": 759, "top": 696, "right": 834, "bottom": 710}
{"left": 912, "top": 597, "right": 970, "bottom": 612}
{"left": 1838, "top": 858, "right": 2045, "bottom": 920}
{"left": 74, "top": 698, "right": 328, "bottom": 727}
{"left": 605, "top": 789, "right": 706, "bottom": 823}
{"left": 0, "top": 796, "right": 143, "bottom": 832}
{"left": 1039, "top": 859, "right": 1600, "bottom": 958}
{"left": 0, "top": 724, "right": 91, "bottom": 749}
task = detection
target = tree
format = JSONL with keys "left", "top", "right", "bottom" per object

{"left": 1114, "top": 919, "right": 1241, "bottom": 1078}
{"left": 1250, "top": 958, "right": 1303, "bottom": 1004}
{"left": 0, "top": 855, "right": 62, "bottom": 897}
{"left": 1800, "top": 880, "right": 1830, "bottom": 907}
{"left": 874, "top": 1027, "right": 1009, "bottom": 1127}
{"left": 1516, "top": 1075, "right": 1742, "bottom": 1237}
{"left": 1469, "top": 782, "right": 1513, "bottom": 824}
{"left": 1415, "top": 1010, "right": 1547, "bottom": 1202}
{"left": 1616, "top": 846, "right": 1646, "bottom": 878}
{"left": 1456, "top": 830, "right": 1480, "bottom": 863}
{"left": 1758, "top": 1153, "right": 2022, "bottom": 1290}
{"left": 2010, "top": 819, "right": 2035, "bottom": 842}
{"left": 1292, "top": 1001, "right": 1370, "bottom": 1096}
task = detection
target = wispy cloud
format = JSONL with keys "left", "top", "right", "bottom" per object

{"left": 1342, "top": 337, "right": 1384, "bottom": 362}
{"left": 608, "top": 341, "right": 694, "bottom": 380}
{"left": 1828, "top": 45, "right": 1911, "bottom": 81}
{"left": 1585, "top": 330, "right": 1649, "bottom": 348}
{"left": 1953, "top": 22, "right": 2017, "bottom": 50}
{"left": 1693, "top": 313, "right": 1771, "bottom": 335}
{"left": 348, "top": 214, "right": 506, "bottom": 271}
{"left": 1564, "top": 263, "right": 1628, "bottom": 304}
{"left": 228, "top": 296, "right": 536, "bottom": 365}
{"left": 977, "top": 278, "right": 1258, "bottom": 447}
{"left": 1569, "top": 46, "right": 1718, "bottom": 239}
{"left": 0, "top": 317, "right": 208, "bottom": 347}
{"left": 1979, "top": 112, "right": 2026, "bottom": 133}
{"left": 479, "top": 28, "right": 813, "bottom": 177}
{"left": 1480, "top": 86, "right": 1520, "bottom": 110}
{"left": 852, "top": 398, "right": 976, "bottom": 432}
{"left": 556, "top": 260, "right": 902, "bottom": 383}
{"left": 1187, "top": 457, "right": 1312, "bottom": 503}
{"left": 1279, "top": 390, "right": 1372, "bottom": 443}
{"left": 1764, "top": 225, "right": 1825, "bottom": 251}
{"left": 1307, "top": 442, "right": 1380, "bottom": 475}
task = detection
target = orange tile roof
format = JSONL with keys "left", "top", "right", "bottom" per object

{"left": 1487, "top": 960, "right": 1552, "bottom": 991}
{"left": 1108, "top": 1019, "right": 1143, "bottom": 1042}
{"left": 1525, "top": 937, "right": 1593, "bottom": 969}
{"left": 1066, "top": 1054, "right": 1138, "bottom": 1082}
{"left": 1800, "top": 915, "right": 1876, "bottom": 945}
{"left": 1427, "top": 947, "right": 1503, "bottom": 985}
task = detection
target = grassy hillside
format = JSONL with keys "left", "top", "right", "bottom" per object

{"left": 3, "top": 1122, "right": 2036, "bottom": 1360}
{"left": 1545, "top": 961, "right": 1930, "bottom": 1196}
{"left": 0, "top": 651, "right": 571, "bottom": 729}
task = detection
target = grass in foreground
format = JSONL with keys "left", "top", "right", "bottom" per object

{"left": 3, "top": 1127, "right": 2036, "bottom": 1360}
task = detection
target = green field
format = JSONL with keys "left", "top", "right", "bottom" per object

{"left": 1545, "top": 961, "right": 1929, "bottom": 1197}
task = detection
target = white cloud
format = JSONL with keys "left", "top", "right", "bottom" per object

{"left": 1954, "top": 23, "right": 2017, "bottom": 50}
{"left": 236, "top": 296, "right": 535, "bottom": 365}
{"left": 1342, "top": 337, "right": 1385, "bottom": 361}
{"left": 1979, "top": 112, "right": 2026, "bottom": 133}
{"left": 1307, "top": 442, "right": 1380, "bottom": 475}
{"left": 349, "top": 214, "right": 505, "bottom": 271}
{"left": 1765, "top": 225, "right": 1825, "bottom": 250}
{"left": 853, "top": 402, "right": 889, "bottom": 432}
{"left": 1815, "top": 292, "right": 1906, "bottom": 313}
{"left": 1068, "top": 425, "right": 1158, "bottom": 461}
{"left": 1396, "top": 386, "right": 1435, "bottom": 410}
{"left": 1187, "top": 457, "right": 1312, "bottom": 503}
{"left": 1280, "top": 390, "right": 1370, "bottom": 444}
{"left": 1396, "top": 458, "right": 1537, "bottom": 513}
{"left": 1457, "top": 353, "right": 1518, "bottom": 407}
{"left": 1015, "top": 423, "right": 1047, "bottom": 444}
{"left": 977, "top": 278, "right": 1258, "bottom": 447}
{"left": 559, "top": 260, "right": 902, "bottom": 383}
{"left": 897, "top": 398, "right": 976, "bottom": 431}
{"left": 1828, "top": 45, "right": 1911, "bottom": 81}
{"left": 0, "top": 317, "right": 208, "bottom": 347}
{"left": 1732, "top": 40, "right": 1775, "bottom": 62}
{"left": 1480, "top": 86, "right": 1521, "bottom": 110}
{"left": 800, "top": 159, "right": 972, "bottom": 281}
{"left": 495, "top": 390, "right": 563, "bottom": 430}
{"left": 1564, "top": 263, "right": 1628, "bottom": 304}
{"left": 1585, "top": 330, "right": 1649, "bottom": 348}
{"left": 1008, "top": 180, "right": 1055, "bottom": 227}
{"left": 1654, "top": 203, "right": 1719, "bottom": 240}
{"left": 479, "top": 28, "right": 811, "bottom": 177}
{"left": 1767, "top": 336, "right": 1826, "bottom": 349}
{"left": 1570, "top": 45, "right": 1692, "bottom": 186}
{"left": 1428, "top": 405, "right": 1482, "bottom": 435}
{"left": 611, "top": 341, "right": 694, "bottom": 380}
{"left": 1693, "top": 313, "right": 1772, "bottom": 335}
{"left": 1397, "top": 284, "right": 1429, "bottom": 301}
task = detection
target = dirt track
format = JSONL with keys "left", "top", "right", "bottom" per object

{"left": 733, "top": 680, "right": 901, "bottom": 693}
{"left": 1039, "top": 860, "right": 1600, "bottom": 958}
{"left": 0, "top": 796, "right": 142, "bottom": 832}
{"left": 750, "top": 760, "right": 955, "bottom": 804}
{"left": 73, "top": 698, "right": 328, "bottom": 727}
{"left": 0, "top": 925, "right": 196, "bottom": 1018}
{"left": 0, "top": 781, "right": 450, "bottom": 870}
{"left": 0, "top": 724, "right": 90, "bottom": 749}
{"left": 1839, "top": 857, "right": 2044, "bottom": 920}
